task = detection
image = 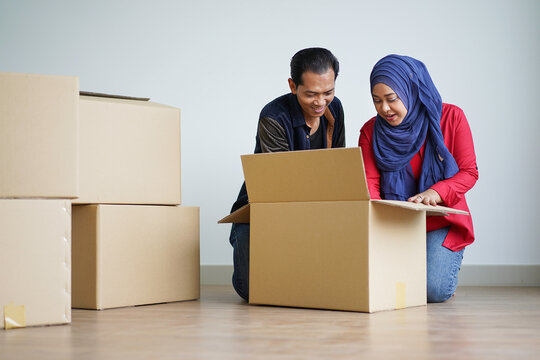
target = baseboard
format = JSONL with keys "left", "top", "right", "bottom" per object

{"left": 200, "top": 265, "right": 234, "bottom": 285}
{"left": 457, "top": 265, "right": 540, "bottom": 286}
{"left": 201, "top": 264, "right": 540, "bottom": 286}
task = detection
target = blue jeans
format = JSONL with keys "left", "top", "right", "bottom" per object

{"left": 229, "top": 223, "right": 250, "bottom": 301}
{"left": 427, "top": 226, "right": 465, "bottom": 303}
{"left": 230, "top": 223, "right": 464, "bottom": 303}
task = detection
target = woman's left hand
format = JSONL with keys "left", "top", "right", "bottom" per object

{"left": 408, "top": 189, "right": 442, "bottom": 206}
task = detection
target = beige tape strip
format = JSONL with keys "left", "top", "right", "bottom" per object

{"left": 4, "top": 303, "right": 26, "bottom": 330}
{"left": 396, "top": 282, "right": 406, "bottom": 309}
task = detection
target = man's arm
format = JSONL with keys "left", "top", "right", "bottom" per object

{"left": 330, "top": 98, "right": 345, "bottom": 147}
{"left": 334, "top": 105, "right": 345, "bottom": 147}
{"left": 258, "top": 116, "right": 290, "bottom": 153}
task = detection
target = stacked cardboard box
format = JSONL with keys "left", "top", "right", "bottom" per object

{"left": 71, "top": 93, "right": 200, "bottom": 310}
{"left": 1, "top": 72, "right": 78, "bottom": 329}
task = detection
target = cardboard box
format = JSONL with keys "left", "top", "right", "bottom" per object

{"left": 74, "top": 94, "right": 181, "bottom": 205}
{"left": 0, "top": 72, "right": 79, "bottom": 198}
{"left": 219, "top": 148, "right": 467, "bottom": 313}
{"left": 1, "top": 199, "right": 71, "bottom": 329}
{"left": 72, "top": 204, "right": 199, "bottom": 310}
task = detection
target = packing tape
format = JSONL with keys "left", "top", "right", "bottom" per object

{"left": 396, "top": 282, "right": 406, "bottom": 309}
{"left": 4, "top": 303, "right": 26, "bottom": 330}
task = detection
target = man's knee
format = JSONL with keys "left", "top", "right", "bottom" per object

{"left": 232, "top": 275, "right": 249, "bottom": 301}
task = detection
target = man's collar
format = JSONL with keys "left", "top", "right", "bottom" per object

{"left": 288, "top": 93, "right": 307, "bottom": 128}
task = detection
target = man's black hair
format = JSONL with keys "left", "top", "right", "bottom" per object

{"left": 290, "top": 47, "right": 339, "bottom": 86}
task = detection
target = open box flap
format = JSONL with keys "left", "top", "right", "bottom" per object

{"left": 371, "top": 199, "right": 469, "bottom": 216}
{"left": 241, "top": 148, "right": 370, "bottom": 203}
{"left": 218, "top": 204, "right": 250, "bottom": 224}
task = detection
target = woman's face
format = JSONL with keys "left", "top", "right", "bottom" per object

{"left": 371, "top": 83, "right": 407, "bottom": 126}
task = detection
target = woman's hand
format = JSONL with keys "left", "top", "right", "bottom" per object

{"left": 408, "top": 189, "right": 442, "bottom": 206}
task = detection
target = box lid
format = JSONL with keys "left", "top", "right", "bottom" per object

{"left": 241, "top": 148, "right": 370, "bottom": 203}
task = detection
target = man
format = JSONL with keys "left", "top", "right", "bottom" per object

{"left": 229, "top": 47, "right": 345, "bottom": 301}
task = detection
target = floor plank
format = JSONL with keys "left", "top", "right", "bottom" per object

{"left": 1, "top": 286, "right": 539, "bottom": 359}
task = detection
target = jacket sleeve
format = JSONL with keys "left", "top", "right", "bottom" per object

{"left": 358, "top": 120, "right": 382, "bottom": 199}
{"left": 258, "top": 116, "right": 290, "bottom": 153}
{"left": 333, "top": 101, "right": 346, "bottom": 147}
{"left": 430, "top": 107, "right": 479, "bottom": 207}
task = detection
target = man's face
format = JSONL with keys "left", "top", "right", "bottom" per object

{"left": 288, "top": 69, "right": 335, "bottom": 124}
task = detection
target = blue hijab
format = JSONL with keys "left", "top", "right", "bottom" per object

{"left": 371, "top": 55, "right": 459, "bottom": 200}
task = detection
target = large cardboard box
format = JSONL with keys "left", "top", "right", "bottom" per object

{"left": 72, "top": 204, "right": 199, "bottom": 310}
{"left": 1, "top": 199, "right": 71, "bottom": 329}
{"left": 0, "top": 72, "right": 79, "bottom": 198}
{"left": 219, "top": 148, "right": 467, "bottom": 313}
{"left": 74, "top": 94, "right": 181, "bottom": 205}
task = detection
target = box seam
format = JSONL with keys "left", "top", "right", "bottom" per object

{"left": 64, "top": 201, "right": 72, "bottom": 323}
{"left": 96, "top": 205, "right": 102, "bottom": 309}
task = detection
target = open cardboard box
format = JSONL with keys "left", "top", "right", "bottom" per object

{"left": 219, "top": 147, "right": 467, "bottom": 312}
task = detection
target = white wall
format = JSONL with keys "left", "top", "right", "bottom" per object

{"left": 1, "top": 0, "right": 538, "bottom": 266}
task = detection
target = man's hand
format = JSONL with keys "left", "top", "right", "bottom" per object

{"left": 408, "top": 189, "right": 442, "bottom": 206}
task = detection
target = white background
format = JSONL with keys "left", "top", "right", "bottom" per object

{"left": 1, "top": 0, "right": 539, "bottom": 266}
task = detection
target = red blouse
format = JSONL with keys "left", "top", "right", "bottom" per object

{"left": 359, "top": 103, "right": 479, "bottom": 251}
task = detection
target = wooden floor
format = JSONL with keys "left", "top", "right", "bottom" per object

{"left": 1, "top": 286, "right": 539, "bottom": 360}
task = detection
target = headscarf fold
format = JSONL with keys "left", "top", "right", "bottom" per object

{"left": 370, "top": 55, "right": 459, "bottom": 200}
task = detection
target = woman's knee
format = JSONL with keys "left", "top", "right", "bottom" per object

{"left": 427, "top": 268, "right": 459, "bottom": 303}
{"left": 427, "top": 278, "right": 456, "bottom": 303}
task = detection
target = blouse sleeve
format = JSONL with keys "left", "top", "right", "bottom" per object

{"left": 430, "top": 106, "right": 479, "bottom": 207}
{"left": 358, "top": 119, "right": 382, "bottom": 200}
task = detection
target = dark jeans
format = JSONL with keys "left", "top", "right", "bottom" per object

{"left": 229, "top": 223, "right": 250, "bottom": 301}
{"left": 229, "top": 223, "right": 464, "bottom": 303}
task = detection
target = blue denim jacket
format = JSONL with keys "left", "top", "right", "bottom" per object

{"left": 231, "top": 93, "right": 345, "bottom": 212}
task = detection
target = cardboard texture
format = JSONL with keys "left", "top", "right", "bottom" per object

{"left": 72, "top": 205, "right": 200, "bottom": 310}
{"left": 74, "top": 95, "right": 181, "bottom": 205}
{"left": 0, "top": 199, "right": 71, "bottom": 329}
{"left": 0, "top": 72, "right": 79, "bottom": 198}
{"left": 220, "top": 147, "right": 468, "bottom": 312}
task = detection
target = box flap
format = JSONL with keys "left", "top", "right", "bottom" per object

{"left": 218, "top": 204, "right": 250, "bottom": 224}
{"left": 371, "top": 199, "right": 469, "bottom": 216}
{"left": 241, "top": 148, "right": 370, "bottom": 203}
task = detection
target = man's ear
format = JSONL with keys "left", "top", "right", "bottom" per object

{"left": 288, "top": 78, "right": 297, "bottom": 94}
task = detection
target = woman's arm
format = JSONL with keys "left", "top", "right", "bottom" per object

{"left": 358, "top": 119, "right": 382, "bottom": 200}
{"left": 428, "top": 105, "right": 479, "bottom": 207}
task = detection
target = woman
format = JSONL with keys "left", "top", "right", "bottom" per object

{"left": 359, "top": 55, "right": 478, "bottom": 303}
